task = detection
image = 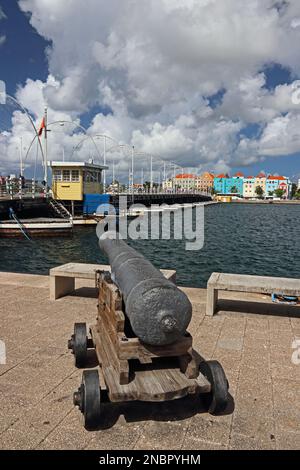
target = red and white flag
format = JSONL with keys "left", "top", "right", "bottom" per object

{"left": 38, "top": 117, "right": 46, "bottom": 136}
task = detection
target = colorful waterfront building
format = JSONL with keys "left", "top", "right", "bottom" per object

{"left": 213, "top": 172, "right": 243, "bottom": 195}
{"left": 266, "top": 175, "right": 290, "bottom": 198}
{"left": 162, "top": 178, "right": 174, "bottom": 191}
{"left": 195, "top": 172, "right": 214, "bottom": 193}
{"left": 174, "top": 174, "right": 196, "bottom": 191}
{"left": 243, "top": 176, "right": 255, "bottom": 198}
{"left": 213, "top": 173, "right": 228, "bottom": 193}
{"left": 254, "top": 172, "right": 266, "bottom": 196}
{"left": 225, "top": 172, "right": 244, "bottom": 195}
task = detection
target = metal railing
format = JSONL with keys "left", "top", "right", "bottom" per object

{"left": 0, "top": 178, "right": 50, "bottom": 200}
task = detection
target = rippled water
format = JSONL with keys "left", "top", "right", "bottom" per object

{"left": 0, "top": 203, "right": 299, "bottom": 287}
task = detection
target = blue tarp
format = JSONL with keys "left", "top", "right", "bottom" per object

{"left": 83, "top": 194, "right": 111, "bottom": 215}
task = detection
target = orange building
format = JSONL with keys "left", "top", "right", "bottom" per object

{"left": 195, "top": 172, "right": 215, "bottom": 193}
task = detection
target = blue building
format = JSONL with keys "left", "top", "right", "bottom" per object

{"left": 214, "top": 172, "right": 244, "bottom": 195}
{"left": 214, "top": 173, "right": 228, "bottom": 193}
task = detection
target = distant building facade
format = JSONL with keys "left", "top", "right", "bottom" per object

{"left": 243, "top": 176, "right": 255, "bottom": 198}
{"left": 162, "top": 178, "right": 174, "bottom": 191}
{"left": 266, "top": 175, "right": 290, "bottom": 198}
{"left": 195, "top": 172, "right": 214, "bottom": 193}
{"left": 254, "top": 173, "right": 267, "bottom": 197}
{"left": 174, "top": 174, "right": 196, "bottom": 191}
{"left": 214, "top": 171, "right": 291, "bottom": 199}
{"left": 213, "top": 173, "right": 228, "bottom": 193}
{"left": 213, "top": 172, "right": 244, "bottom": 195}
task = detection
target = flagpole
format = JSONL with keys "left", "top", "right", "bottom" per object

{"left": 44, "top": 106, "right": 48, "bottom": 187}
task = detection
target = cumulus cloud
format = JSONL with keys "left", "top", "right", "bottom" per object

{"left": 2, "top": 0, "right": 300, "bottom": 177}
{"left": 0, "top": 6, "right": 6, "bottom": 20}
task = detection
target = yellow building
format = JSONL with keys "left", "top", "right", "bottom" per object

{"left": 254, "top": 172, "right": 266, "bottom": 196}
{"left": 49, "top": 161, "right": 107, "bottom": 201}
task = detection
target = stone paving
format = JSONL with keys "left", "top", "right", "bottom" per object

{"left": 0, "top": 271, "right": 299, "bottom": 450}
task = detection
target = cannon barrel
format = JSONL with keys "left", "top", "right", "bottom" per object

{"left": 99, "top": 233, "right": 192, "bottom": 346}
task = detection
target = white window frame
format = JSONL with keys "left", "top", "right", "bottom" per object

{"left": 63, "top": 170, "right": 71, "bottom": 182}
{"left": 53, "top": 170, "right": 62, "bottom": 182}
{"left": 71, "top": 170, "right": 80, "bottom": 182}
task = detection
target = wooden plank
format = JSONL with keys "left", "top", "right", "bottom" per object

{"left": 106, "top": 365, "right": 205, "bottom": 402}
{"left": 118, "top": 334, "right": 192, "bottom": 361}
{"left": 92, "top": 323, "right": 130, "bottom": 384}
{"left": 179, "top": 348, "right": 198, "bottom": 379}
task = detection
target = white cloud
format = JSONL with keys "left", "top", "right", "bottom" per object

{"left": 1, "top": 0, "right": 300, "bottom": 177}
{"left": 0, "top": 7, "right": 6, "bottom": 20}
{"left": 0, "top": 35, "right": 6, "bottom": 46}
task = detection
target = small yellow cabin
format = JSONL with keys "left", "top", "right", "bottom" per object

{"left": 48, "top": 161, "right": 107, "bottom": 201}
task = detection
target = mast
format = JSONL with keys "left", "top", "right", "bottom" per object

{"left": 103, "top": 136, "right": 106, "bottom": 193}
{"left": 44, "top": 107, "right": 48, "bottom": 185}
{"left": 19, "top": 136, "right": 23, "bottom": 177}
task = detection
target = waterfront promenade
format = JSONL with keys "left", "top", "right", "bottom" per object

{"left": 0, "top": 271, "right": 299, "bottom": 450}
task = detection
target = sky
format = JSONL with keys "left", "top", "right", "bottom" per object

{"left": 1, "top": 0, "right": 300, "bottom": 182}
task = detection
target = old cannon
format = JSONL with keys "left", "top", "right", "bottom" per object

{"left": 69, "top": 235, "right": 229, "bottom": 429}
{"left": 99, "top": 232, "right": 192, "bottom": 346}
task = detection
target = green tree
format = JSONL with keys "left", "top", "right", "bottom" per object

{"left": 274, "top": 188, "right": 285, "bottom": 199}
{"left": 268, "top": 190, "right": 274, "bottom": 197}
{"left": 255, "top": 185, "right": 264, "bottom": 198}
{"left": 230, "top": 185, "right": 238, "bottom": 194}
{"left": 295, "top": 190, "right": 300, "bottom": 200}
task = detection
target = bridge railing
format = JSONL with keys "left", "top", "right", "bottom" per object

{"left": 0, "top": 178, "right": 49, "bottom": 200}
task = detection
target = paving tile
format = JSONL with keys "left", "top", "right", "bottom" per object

{"left": 186, "top": 414, "right": 231, "bottom": 445}
{"left": 86, "top": 423, "right": 143, "bottom": 450}
{"left": 1, "top": 273, "right": 300, "bottom": 450}
{"left": 181, "top": 435, "right": 228, "bottom": 450}
{"left": 229, "top": 432, "right": 276, "bottom": 450}
{"left": 0, "top": 373, "right": 79, "bottom": 449}
{"left": 133, "top": 421, "right": 186, "bottom": 450}
{"left": 275, "top": 431, "right": 300, "bottom": 450}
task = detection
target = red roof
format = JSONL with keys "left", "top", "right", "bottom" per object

{"left": 175, "top": 173, "right": 196, "bottom": 179}
{"left": 216, "top": 173, "right": 227, "bottom": 178}
{"left": 256, "top": 172, "right": 266, "bottom": 178}
{"left": 234, "top": 172, "right": 244, "bottom": 177}
{"left": 246, "top": 176, "right": 254, "bottom": 179}
{"left": 267, "top": 175, "right": 286, "bottom": 180}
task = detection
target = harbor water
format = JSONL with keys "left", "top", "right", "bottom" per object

{"left": 0, "top": 203, "right": 299, "bottom": 288}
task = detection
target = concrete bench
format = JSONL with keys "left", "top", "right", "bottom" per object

{"left": 206, "top": 272, "right": 300, "bottom": 316}
{"left": 50, "top": 262, "right": 177, "bottom": 300}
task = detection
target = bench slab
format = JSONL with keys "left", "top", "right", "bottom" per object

{"left": 206, "top": 272, "right": 300, "bottom": 316}
{"left": 50, "top": 263, "right": 177, "bottom": 300}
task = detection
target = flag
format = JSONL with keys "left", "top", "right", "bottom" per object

{"left": 38, "top": 117, "right": 46, "bottom": 136}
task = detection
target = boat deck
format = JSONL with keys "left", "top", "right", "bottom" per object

{"left": 0, "top": 218, "right": 69, "bottom": 224}
{"left": 0, "top": 272, "right": 299, "bottom": 450}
